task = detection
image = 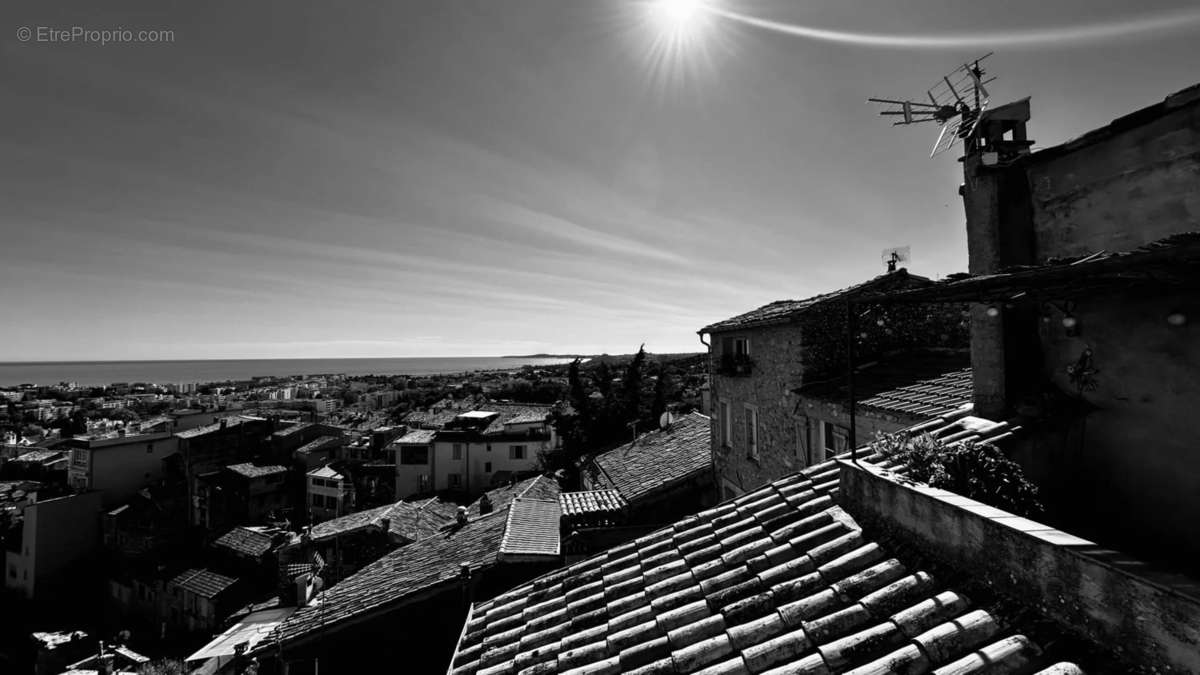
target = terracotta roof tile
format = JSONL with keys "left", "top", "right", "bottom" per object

{"left": 212, "top": 526, "right": 279, "bottom": 558}
{"left": 448, "top": 464, "right": 1083, "bottom": 675}
{"left": 699, "top": 271, "right": 931, "bottom": 333}
{"left": 500, "top": 498, "right": 562, "bottom": 558}
{"left": 170, "top": 568, "right": 238, "bottom": 599}
{"left": 590, "top": 413, "right": 711, "bottom": 504}
{"left": 560, "top": 489, "right": 628, "bottom": 518}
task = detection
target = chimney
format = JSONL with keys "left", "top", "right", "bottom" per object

{"left": 378, "top": 517, "right": 391, "bottom": 539}
{"left": 959, "top": 98, "right": 1037, "bottom": 420}
{"left": 477, "top": 494, "right": 493, "bottom": 515}
{"left": 456, "top": 506, "right": 469, "bottom": 526}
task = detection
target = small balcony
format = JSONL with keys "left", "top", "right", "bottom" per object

{"left": 718, "top": 354, "right": 754, "bottom": 377}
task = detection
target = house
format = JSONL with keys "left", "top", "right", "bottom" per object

{"left": 698, "top": 273, "right": 968, "bottom": 499}
{"left": 193, "top": 463, "right": 290, "bottom": 531}
{"left": 305, "top": 465, "right": 351, "bottom": 521}
{"left": 175, "top": 415, "right": 275, "bottom": 527}
{"left": 66, "top": 419, "right": 179, "bottom": 508}
{"left": 853, "top": 83, "right": 1200, "bottom": 568}
{"left": 793, "top": 350, "right": 973, "bottom": 464}
{"left": 283, "top": 495, "right": 458, "bottom": 586}
{"left": 4, "top": 490, "right": 104, "bottom": 604}
{"left": 253, "top": 474, "right": 562, "bottom": 672}
{"left": 582, "top": 411, "right": 715, "bottom": 524}
{"left": 161, "top": 568, "right": 242, "bottom": 635}
{"left": 394, "top": 403, "right": 555, "bottom": 499}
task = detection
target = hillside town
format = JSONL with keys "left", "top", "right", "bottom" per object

{"left": 2, "top": 77, "right": 1199, "bottom": 674}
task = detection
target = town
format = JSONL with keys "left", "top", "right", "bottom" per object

{"left": 5, "top": 1, "right": 1200, "bottom": 674}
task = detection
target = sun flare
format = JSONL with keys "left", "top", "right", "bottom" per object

{"left": 635, "top": 0, "right": 726, "bottom": 89}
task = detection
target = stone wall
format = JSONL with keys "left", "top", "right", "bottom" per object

{"left": 709, "top": 322, "right": 804, "bottom": 495}
{"left": 839, "top": 460, "right": 1200, "bottom": 673}
{"left": 708, "top": 296, "right": 968, "bottom": 496}
{"left": 1026, "top": 88, "right": 1200, "bottom": 260}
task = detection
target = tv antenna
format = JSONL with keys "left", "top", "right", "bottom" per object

{"left": 868, "top": 53, "right": 995, "bottom": 158}
{"left": 881, "top": 246, "right": 911, "bottom": 273}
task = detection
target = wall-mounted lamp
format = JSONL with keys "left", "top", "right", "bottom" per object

{"left": 1061, "top": 314, "right": 1080, "bottom": 337}
{"left": 985, "top": 306, "right": 1000, "bottom": 318}
{"left": 1166, "top": 311, "right": 1188, "bottom": 327}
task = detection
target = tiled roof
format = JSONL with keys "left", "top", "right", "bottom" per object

{"left": 170, "top": 568, "right": 238, "bottom": 599}
{"left": 471, "top": 474, "right": 562, "bottom": 517}
{"left": 213, "top": 526, "right": 279, "bottom": 559}
{"left": 226, "top": 463, "right": 288, "bottom": 479}
{"left": 448, "top": 460, "right": 1080, "bottom": 675}
{"left": 500, "top": 498, "right": 562, "bottom": 558}
{"left": 13, "top": 448, "right": 65, "bottom": 464}
{"left": 307, "top": 465, "right": 342, "bottom": 480}
{"left": 797, "top": 352, "right": 973, "bottom": 420}
{"left": 395, "top": 429, "right": 438, "bottom": 444}
{"left": 477, "top": 403, "right": 554, "bottom": 435}
{"left": 266, "top": 509, "right": 512, "bottom": 649}
{"left": 700, "top": 271, "right": 930, "bottom": 333}
{"left": 401, "top": 409, "right": 465, "bottom": 429}
{"left": 591, "top": 413, "right": 711, "bottom": 505}
{"left": 560, "top": 490, "right": 628, "bottom": 518}
{"left": 175, "top": 415, "right": 259, "bottom": 439}
{"left": 308, "top": 497, "right": 456, "bottom": 543}
{"left": 264, "top": 478, "right": 565, "bottom": 651}
{"left": 296, "top": 436, "right": 342, "bottom": 455}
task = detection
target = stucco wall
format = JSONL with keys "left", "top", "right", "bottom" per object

{"left": 839, "top": 460, "right": 1200, "bottom": 672}
{"left": 1027, "top": 93, "right": 1200, "bottom": 260}
{"left": 90, "top": 436, "right": 179, "bottom": 508}
{"left": 1038, "top": 289, "right": 1200, "bottom": 562}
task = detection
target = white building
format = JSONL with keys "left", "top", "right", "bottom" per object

{"left": 393, "top": 403, "right": 556, "bottom": 499}
{"left": 306, "top": 465, "right": 351, "bottom": 521}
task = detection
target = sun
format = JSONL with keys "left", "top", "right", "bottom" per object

{"left": 648, "top": 0, "right": 712, "bottom": 38}
{"left": 633, "top": 0, "right": 727, "bottom": 89}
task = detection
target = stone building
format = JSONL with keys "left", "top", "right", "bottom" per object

{"left": 864, "top": 83, "right": 1200, "bottom": 567}
{"left": 698, "top": 272, "right": 968, "bottom": 498}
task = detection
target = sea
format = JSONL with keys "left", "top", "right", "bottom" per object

{"left": 0, "top": 357, "right": 577, "bottom": 388}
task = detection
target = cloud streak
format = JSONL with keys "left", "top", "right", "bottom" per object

{"left": 710, "top": 5, "right": 1200, "bottom": 49}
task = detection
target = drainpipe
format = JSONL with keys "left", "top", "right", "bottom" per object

{"left": 698, "top": 331, "right": 720, "bottom": 500}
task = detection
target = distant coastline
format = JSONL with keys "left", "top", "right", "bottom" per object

{"left": 0, "top": 356, "right": 577, "bottom": 388}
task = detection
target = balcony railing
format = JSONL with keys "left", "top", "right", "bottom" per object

{"left": 718, "top": 354, "right": 754, "bottom": 377}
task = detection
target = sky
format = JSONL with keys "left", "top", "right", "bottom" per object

{"left": 2, "top": 0, "right": 1198, "bottom": 361}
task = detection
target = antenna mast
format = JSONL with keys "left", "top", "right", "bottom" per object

{"left": 867, "top": 53, "right": 996, "bottom": 157}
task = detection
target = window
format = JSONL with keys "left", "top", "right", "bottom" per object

{"left": 484, "top": 461, "right": 492, "bottom": 473}
{"left": 719, "top": 401, "right": 731, "bottom": 448}
{"left": 400, "top": 446, "right": 429, "bottom": 465}
{"left": 448, "top": 473, "right": 462, "bottom": 488}
{"left": 146, "top": 443, "right": 154, "bottom": 454}
{"left": 452, "top": 443, "right": 463, "bottom": 460}
{"left": 821, "top": 421, "right": 846, "bottom": 456}
{"left": 745, "top": 406, "right": 758, "bottom": 459}
{"left": 509, "top": 445, "right": 526, "bottom": 460}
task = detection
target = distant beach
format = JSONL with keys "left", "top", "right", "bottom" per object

{"left": 0, "top": 356, "right": 576, "bottom": 388}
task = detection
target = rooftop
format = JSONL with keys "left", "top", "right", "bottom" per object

{"left": 264, "top": 478, "right": 563, "bottom": 650}
{"left": 307, "top": 465, "right": 343, "bottom": 480}
{"left": 308, "top": 496, "right": 456, "bottom": 543}
{"left": 170, "top": 568, "right": 239, "bottom": 599}
{"left": 394, "top": 429, "right": 438, "bottom": 445}
{"left": 226, "top": 463, "right": 288, "bottom": 479}
{"left": 699, "top": 270, "right": 929, "bottom": 334}
{"left": 212, "top": 526, "right": 282, "bottom": 559}
{"left": 590, "top": 412, "right": 712, "bottom": 505}
{"left": 797, "top": 351, "right": 973, "bottom": 421}
{"left": 448, "top": 460, "right": 1083, "bottom": 675}
{"left": 175, "top": 415, "right": 263, "bottom": 439}
{"left": 560, "top": 489, "right": 628, "bottom": 519}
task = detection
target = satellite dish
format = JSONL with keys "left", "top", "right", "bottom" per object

{"left": 881, "top": 246, "right": 911, "bottom": 272}
{"left": 659, "top": 412, "right": 673, "bottom": 429}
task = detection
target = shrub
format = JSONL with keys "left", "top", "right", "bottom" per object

{"left": 872, "top": 431, "right": 1043, "bottom": 518}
